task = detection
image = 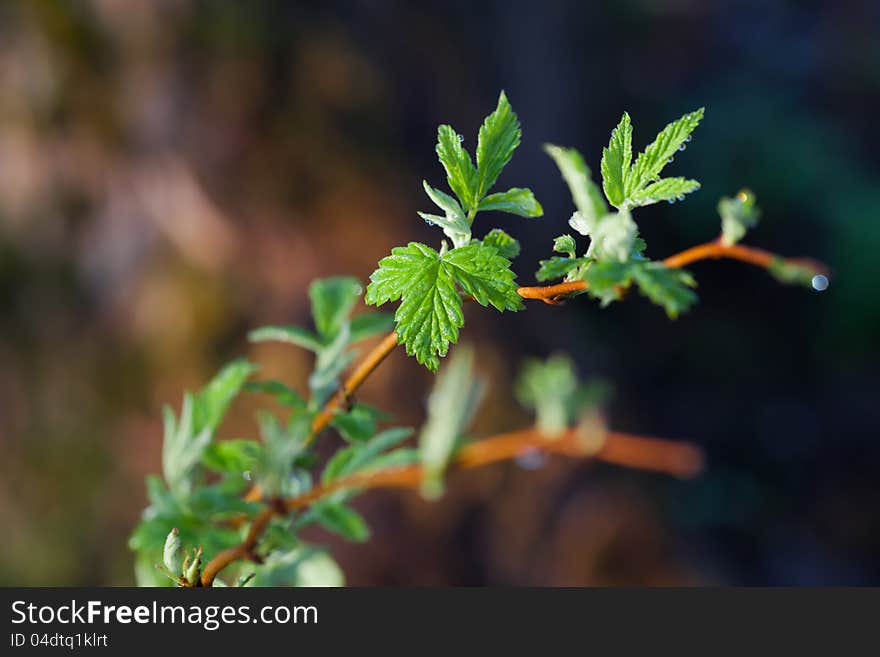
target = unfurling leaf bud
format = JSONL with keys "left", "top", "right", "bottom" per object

{"left": 184, "top": 546, "right": 202, "bottom": 585}
{"left": 162, "top": 528, "right": 183, "bottom": 574}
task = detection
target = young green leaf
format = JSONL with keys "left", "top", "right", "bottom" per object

{"left": 162, "top": 359, "right": 257, "bottom": 496}
{"left": 421, "top": 180, "right": 471, "bottom": 247}
{"left": 628, "top": 177, "right": 701, "bottom": 207}
{"left": 330, "top": 403, "right": 388, "bottom": 443}
{"left": 536, "top": 256, "right": 589, "bottom": 282}
{"left": 202, "top": 439, "right": 264, "bottom": 475}
{"left": 515, "top": 355, "right": 577, "bottom": 437}
{"left": 631, "top": 263, "right": 698, "bottom": 318}
{"left": 443, "top": 242, "right": 522, "bottom": 312}
{"left": 309, "top": 277, "right": 362, "bottom": 341}
{"left": 248, "top": 325, "right": 323, "bottom": 352}
{"left": 365, "top": 242, "right": 463, "bottom": 371}
{"left": 482, "top": 228, "right": 521, "bottom": 259}
{"left": 255, "top": 412, "right": 310, "bottom": 497}
{"left": 349, "top": 311, "right": 395, "bottom": 343}
{"left": 322, "top": 427, "right": 414, "bottom": 484}
{"left": 553, "top": 234, "right": 577, "bottom": 258}
{"left": 719, "top": 189, "right": 760, "bottom": 246}
{"left": 244, "top": 380, "right": 306, "bottom": 409}
{"left": 250, "top": 547, "right": 344, "bottom": 587}
{"left": 625, "top": 107, "right": 704, "bottom": 199}
{"left": 583, "top": 260, "right": 635, "bottom": 306}
{"left": 475, "top": 91, "right": 521, "bottom": 199}
{"left": 590, "top": 210, "right": 637, "bottom": 262}
{"left": 312, "top": 502, "right": 370, "bottom": 542}
{"left": 544, "top": 144, "right": 608, "bottom": 228}
{"left": 419, "top": 346, "right": 484, "bottom": 498}
{"left": 436, "top": 124, "right": 478, "bottom": 211}
{"left": 477, "top": 187, "right": 543, "bottom": 217}
{"left": 192, "top": 359, "right": 258, "bottom": 436}
{"left": 600, "top": 112, "right": 632, "bottom": 208}
{"left": 366, "top": 242, "right": 520, "bottom": 371}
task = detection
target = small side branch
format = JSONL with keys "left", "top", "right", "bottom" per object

{"left": 201, "top": 427, "right": 703, "bottom": 586}
{"left": 516, "top": 239, "right": 829, "bottom": 302}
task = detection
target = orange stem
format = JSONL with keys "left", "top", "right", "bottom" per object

{"left": 307, "top": 330, "right": 399, "bottom": 444}
{"left": 516, "top": 239, "right": 828, "bottom": 302}
{"left": 201, "top": 427, "right": 703, "bottom": 586}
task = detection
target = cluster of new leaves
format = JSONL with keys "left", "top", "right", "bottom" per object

{"left": 367, "top": 92, "right": 541, "bottom": 371}
{"left": 131, "top": 277, "right": 409, "bottom": 586}
{"left": 537, "top": 110, "right": 705, "bottom": 318}
{"left": 131, "top": 276, "right": 526, "bottom": 587}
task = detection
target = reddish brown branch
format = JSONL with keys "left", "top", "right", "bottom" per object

{"left": 201, "top": 427, "right": 703, "bottom": 586}
{"left": 516, "top": 238, "right": 829, "bottom": 302}
{"left": 307, "top": 330, "right": 399, "bottom": 444}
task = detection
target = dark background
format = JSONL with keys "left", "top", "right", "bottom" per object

{"left": 0, "top": 0, "right": 877, "bottom": 585}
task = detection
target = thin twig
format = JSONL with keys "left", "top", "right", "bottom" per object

{"left": 200, "top": 427, "right": 703, "bottom": 586}
{"left": 516, "top": 238, "right": 829, "bottom": 302}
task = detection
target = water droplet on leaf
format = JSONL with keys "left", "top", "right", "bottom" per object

{"left": 811, "top": 274, "right": 829, "bottom": 292}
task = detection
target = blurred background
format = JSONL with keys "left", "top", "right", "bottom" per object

{"left": 1, "top": 0, "right": 878, "bottom": 586}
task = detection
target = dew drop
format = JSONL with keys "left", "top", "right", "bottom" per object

{"left": 457, "top": 133, "right": 464, "bottom": 143}
{"left": 516, "top": 448, "right": 546, "bottom": 470}
{"left": 667, "top": 199, "right": 675, "bottom": 204}
{"left": 666, "top": 157, "right": 674, "bottom": 164}
{"left": 685, "top": 135, "right": 692, "bottom": 142}
{"left": 243, "top": 470, "right": 252, "bottom": 481}
{"left": 678, "top": 144, "right": 686, "bottom": 152}
{"left": 676, "top": 195, "right": 685, "bottom": 202}
{"left": 811, "top": 274, "right": 829, "bottom": 292}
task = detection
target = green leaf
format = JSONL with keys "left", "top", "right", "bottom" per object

{"left": 309, "top": 322, "right": 355, "bottom": 406}
{"left": 535, "top": 256, "right": 589, "bottom": 282}
{"left": 482, "top": 228, "right": 521, "bottom": 259}
{"left": 255, "top": 412, "right": 311, "bottom": 497}
{"left": 583, "top": 260, "right": 635, "bottom": 306}
{"left": 330, "top": 403, "right": 388, "bottom": 443}
{"left": 162, "top": 528, "right": 184, "bottom": 575}
{"left": 162, "top": 359, "right": 257, "bottom": 497}
{"left": 419, "top": 346, "right": 484, "bottom": 498}
{"left": 202, "top": 439, "right": 264, "bottom": 475}
{"left": 475, "top": 91, "right": 521, "bottom": 199}
{"left": 250, "top": 546, "right": 344, "bottom": 587}
{"left": 349, "top": 311, "right": 395, "bottom": 343}
{"left": 443, "top": 242, "right": 522, "bottom": 312}
{"left": 244, "top": 380, "right": 306, "bottom": 409}
{"left": 192, "top": 359, "right": 257, "bottom": 436}
{"left": 309, "top": 277, "right": 362, "bottom": 340}
{"left": 366, "top": 242, "right": 520, "bottom": 371}
{"left": 322, "top": 427, "right": 414, "bottom": 484}
{"left": 421, "top": 180, "right": 471, "bottom": 247}
{"left": 436, "top": 124, "right": 478, "bottom": 211}
{"left": 600, "top": 112, "right": 632, "bottom": 208}
{"left": 515, "top": 355, "right": 578, "bottom": 436}
{"left": 544, "top": 144, "right": 608, "bottom": 228}
{"left": 312, "top": 502, "right": 370, "bottom": 542}
{"left": 248, "top": 325, "right": 322, "bottom": 352}
{"left": 590, "top": 210, "right": 637, "bottom": 262}
{"left": 365, "top": 242, "right": 463, "bottom": 371}
{"left": 631, "top": 263, "right": 698, "bottom": 318}
{"left": 553, "top": 234, "right": 577, "bottom": 258}
{"left": 629, "top": 177, "right": 701, "bottom": 207}
{"left": 719, "top": 189, "right": 760, "bottom": 246}
{"left": 626, "top": 107, "right": 704, "bottom": 199}
{"left": 477, "top": 187, "right": 543, "bottom": 217}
